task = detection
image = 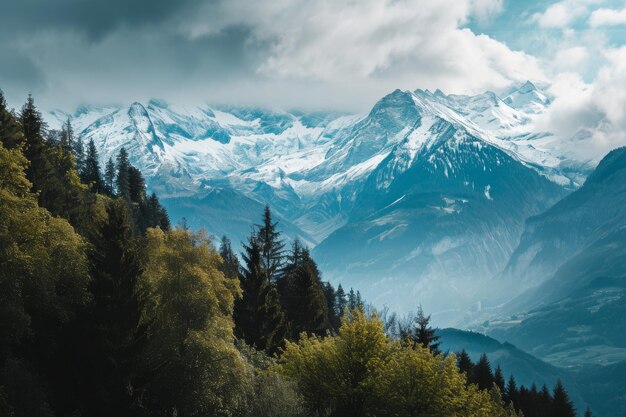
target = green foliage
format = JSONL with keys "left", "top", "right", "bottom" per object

{"left": 81, "top": 138, "right": 103, "bottom": 193}
{"left": 236, "top": 231, "right": 288, "bottom": 354}
{"left": 0, "top": 140, "right": 91, "bottom": 416}
{"left": 257, "top": 204, "right": 285, "bottom": 282}
{"left": 399, "top": 305, "right": 441, "bottom": 355}
{"left": 139, "top": 228, "right": 247, "bottom": 416}
{"left": 0, "top": 89, "right": 24, "bottom": 150}
{"left": 0, "top": 92, "right": 579, "bottom": 417}
{"left": 279, "top": 240, "right": 331, "bottom": 338}
{"left": 219, "top": 235, "right": 240, "bottom": 279}
{"left": 275, "top": 310, "right": 517, "bottom": 417}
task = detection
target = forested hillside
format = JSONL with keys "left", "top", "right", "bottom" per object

{"left": 0, "top": 90, "right": 580, "bottom": 417}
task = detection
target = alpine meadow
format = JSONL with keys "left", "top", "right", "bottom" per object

{"left": 2, "top": 1, "right": 626, "bottom": 416}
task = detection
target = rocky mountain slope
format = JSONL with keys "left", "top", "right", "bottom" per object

{"left": 48, "top": 81, "right": 590, "bottom": 323}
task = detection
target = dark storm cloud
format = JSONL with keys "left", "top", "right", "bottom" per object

{"left": 0, "top": 44, "right": 46, "bottom": 99}
{"left": 1, "top": 0, "right": 210, "bottom": 40}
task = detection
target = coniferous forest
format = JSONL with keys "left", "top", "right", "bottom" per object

{"left": 0, "top": 91, "right": 580, "bottom": 416}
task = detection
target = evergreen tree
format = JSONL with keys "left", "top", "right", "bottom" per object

{"left": 59, "top": 117, "right": 74, "bottom": 152}
{"left": 256, "top": 205, "right": 285, "bottom": 282}
{"left": 401, "top": 305, "right": 441, "bottom": 354}
{"left": 584, "top": 406, "right": 594, "bottom": 417}
{"left": 235, "top": 232, "right": 287, "bottom": 353}
{"left": 19, "top": 94, "right": 55, "bottom": 208}
{"left": 79, "top": 199, "right": 145, "bottom": 416}
{"left": 279, "top": 241, "right": 330, "bottom": 338}
{"left": 471, "top": 354, "right": 494, "bottom": 391}
{"left": 144, "top": 192, "right": 170, "bottom": 231}
{"left": 73, "top": 136, "right": 85, "bottom": 175}
{"left": 82, "top": 139, "right": 103, "bottom": 192}
{"left": 219, "top": 235, "right": 240, "bottom": 279}
{"left": 494, "top": 364, "right": 505, "bottom": 392}
{"left": 551, "top": 380, "right": 576, "bottom": 417}
{"left": 457, "top": 349, "right": 474, "bottom": 377}
{"left": 323, "top": 282, "right": 340, "bottom": 331}
{"left": 116, "top": 147, "right": 130, "bottom": 200}
{"left": 335, "top": 284, "right": 347, "bottom": 316}
{"left": 104, "top": 157, "right": 115, "bottom": 196}
{"left": 505, "top": 375, "right": 518, "bottom": 405}
{"left": 347, "top": 288, "right": 357, "bottom": 310}
{"left": 0, "top": 89, "right": 23, "bottom": 150}
{"left": 127, "top": 165, "right": 145, "bottom": 204}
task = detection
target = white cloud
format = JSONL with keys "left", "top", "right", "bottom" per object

{"left": 534, "top": 46, "right": 626, "bottom": 161}
{"left": 590, "top": 5, "right": 626, "bottom": 26}
{"left": 553, "top": 46, "right": 589, "bottom": 70}
{"left": 531, "top": 0, "right": 602, "bottom": 28}
{"left": 184, "top": 0, "right": 544, "bottom": 97}
{"left": 469, "top": 0, "right": 504, "bottom": 25}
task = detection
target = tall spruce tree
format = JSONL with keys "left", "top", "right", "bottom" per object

{"left": 73, "top": 137, "right": 85, "bottom": 175}
{"left": 59, "top": 118, "right": 74, "bottom": 152}
{"left": 256, "top": 205, "right": 285, "bottom": 282}
{"left": 323, "top": 282, "right": 340, "bottom": 331}
{"left": 104, "top": 157, "right": 115, "bottom": 196}
{"left": 127, "top": 165, "right": 145, "bottom": 204}
{"left": 235, "top": 232, "right": 287, "bottom": 353}
{"left": 279, "top": 241, "right": 330, "bottom": 338}
{"left": 401, "top": 305, "right": 441, "bottom": 354}
{"left": 82, "top": 139, "right": 103, "bottom": 192}
{"left": 80, "top": 199, "right": 146, "bottom": 417}
{"left": 457, "top": 349, "right": 473, "bottom": 377}
{"left": 19, "top": 94, "right": 54, "bottom": 208}
{"left": 0, "top": 89, "right": 23, "bottom": 150}
{"left": 494, "top": 364, "right": 505, "bottom": 392}
{"left": 335, "top": 284, "right": 347, "bottom": 316}
{"left": 551, "top": 380, "right": 576, "bottom": 417}
{"left": 471, "top": 354, "right": 494, "bottom": 391}
{"left": 218, "top": 235, "right": 240, "bottom": 279}
{"left": 505, "top": 375, "right": 518, "bottom": 405}
{"left": 116, "top": 147, "right": 130, "bottom": 200}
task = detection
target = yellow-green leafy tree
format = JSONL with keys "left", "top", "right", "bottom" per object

{"left": 0, "top": 141, "right": 91, "bottom": 417}
{"left": 275, "top": 309, "right": 518, "bottom": 417}
{"left": 138, "top": 228, "right": 248, "bottom": 416}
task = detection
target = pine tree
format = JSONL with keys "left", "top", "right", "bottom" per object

{"left": 59, "top": 117, "right": 74, "bottom": 152}
{"left": 347, "top": 288, "right": 357, "bottom": 310}
{"left": 80, "top": 199, "right": 145, "bottom": 416}
{"left": 457, "top": 349, "right": 474, "bottom": 377}
{"left": 82, "top": 139, "right": 103, "bottom": 192}
{"left": 323, "top": 282, "right": 340, "bottom": 331}
{"left": 256, "top": 205, "right": 285, "bottom": 282}
{"left": 116, "top": 147, "right": 130, "bottom": 200}
{"left": 235, "top": 232, "right": 287, "bottom": 353}
{"left": 505, "top": 375, "right": 518, "bottom": 405}
{"left": 73, "top": 137, "right": 85, "bottom": 175}
{"left": 127, "top": 165, "right": 145, "bottom": 204}
{"left": 401, "top": 305, "right": 441, "bottom": 354}
{"left": 336, "top": 284, "right": 347, "bottom": 317}
{"left": 0, "top": 89, "right": 24, "bottom": 150}
{"left": 19, "top": 94, "right": 54, "bottom": 207}
{"left": 551, "top": 379, "right": 576, "bottom": 417}
{"left": 218, "top": 235, "right": 240, "bottom": 279}
{"left": 104, "top": 157, "right": 115, "bottom": 196}
{"left": 279, "top": 242, "right": 330, "bottom": 338}
{"left": 494, "top": 364, "right": 505, "bottom": 392}
{"left": 584, "top": 406, "right": 594, "bottom": 417}
{"left": 471, "top": 354, "right": 494, "bottom": 391}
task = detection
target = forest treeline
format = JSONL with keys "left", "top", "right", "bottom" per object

{"left": 0, "top": 90, "right": 582, "bottom": 417}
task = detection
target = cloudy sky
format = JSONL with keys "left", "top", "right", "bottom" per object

{"left": 2, "top": 1, "right": 626, "bottom": 122}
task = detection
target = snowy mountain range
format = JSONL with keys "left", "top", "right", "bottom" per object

{"left": 48, "top": 81, "right": 596, "bottom": 324}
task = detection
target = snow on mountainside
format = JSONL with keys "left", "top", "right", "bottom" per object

{"left": 47, "top": 81, "right": 590, "bottom": 322}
